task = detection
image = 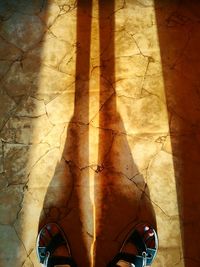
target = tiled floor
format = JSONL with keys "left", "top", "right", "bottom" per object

{"left": 0, "top": 1, "right": 199, "bottom": 267}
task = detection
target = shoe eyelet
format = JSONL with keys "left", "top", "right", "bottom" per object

{"left": 142, "top": 251, "right": 147, "bottom": 266}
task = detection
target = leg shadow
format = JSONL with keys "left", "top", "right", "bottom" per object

{"left": 94, "top": 1, "right": 156, "bottom": 266}
{"left": 39, "top": 1, "right": 92, "bottom": 266}
{"left": 155, "top": 1, "right": 200, "bottom": 266}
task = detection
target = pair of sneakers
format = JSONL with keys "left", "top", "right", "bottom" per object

{"left": 36, "top": 222, "right": 158, "bottom": 267}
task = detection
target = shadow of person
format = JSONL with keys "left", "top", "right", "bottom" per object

{"left": 38, "top": 1, "right": 92, "bottom": 267}
{"left": 39, "top": 1, "right": 156, "bottom": 267}
{"left": 155, "top": 1, "right": 200, "bottom": 266}
{"left": 94, "top": 1, "right": 156, "bottom": 266}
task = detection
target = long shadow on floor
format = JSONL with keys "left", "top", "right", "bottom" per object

{"left": 155, "top": 1, "right": 200, "bottom": 266}
{"left": 39, "top": 1, "right": 92, "bottom": 266}
{"left": 94, "top": 1, "right": 156, "bottom": 266}
{"left": 39, "top": 1, "right": 156, "bottom": 267}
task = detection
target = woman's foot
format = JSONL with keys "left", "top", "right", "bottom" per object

{"left": 108, "top": 223, "right": 158, "bottom": 267}
{"left": 36, "top": 223, "right": 76, "bottom": 267}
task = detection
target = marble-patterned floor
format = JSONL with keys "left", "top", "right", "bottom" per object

{"left": 0, "top": 0, "right": 199, "bottom": 267}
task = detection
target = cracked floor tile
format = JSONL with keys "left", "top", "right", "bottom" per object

{"left": 1, "top": 0, "right": 198, "bottom": 267}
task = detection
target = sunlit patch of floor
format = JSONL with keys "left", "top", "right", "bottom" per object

{"left": 0, "top": 1, "right": 184, "bottom": 267}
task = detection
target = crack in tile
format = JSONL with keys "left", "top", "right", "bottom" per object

{"left": 58, "top": 1, "right": 77, "bottom": 15}
{"left": 166, "top": 11, "right": 191, "bottom": 27}
{"left": 112, "top": 0, "right": 126, "bottom": 16}
{"left": 89, "top": 91, "right": 115, "bottom": 125}
{"left": 64, "top": 159, "right": 92, "bottom": 173}
{"left": 170, "top": 29, "right": 192, "bottom": 69}
{"left": 136, "top": 0, "right": 154, "bottom": 8}
{"left": 13, "top": 224, "right": 34, "bottom": 267}
{"left": 0, "top": 97, "right": 26, "bottom": 133}
{"left": 1, "top": 139, "right": 5, "bottom": 174}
